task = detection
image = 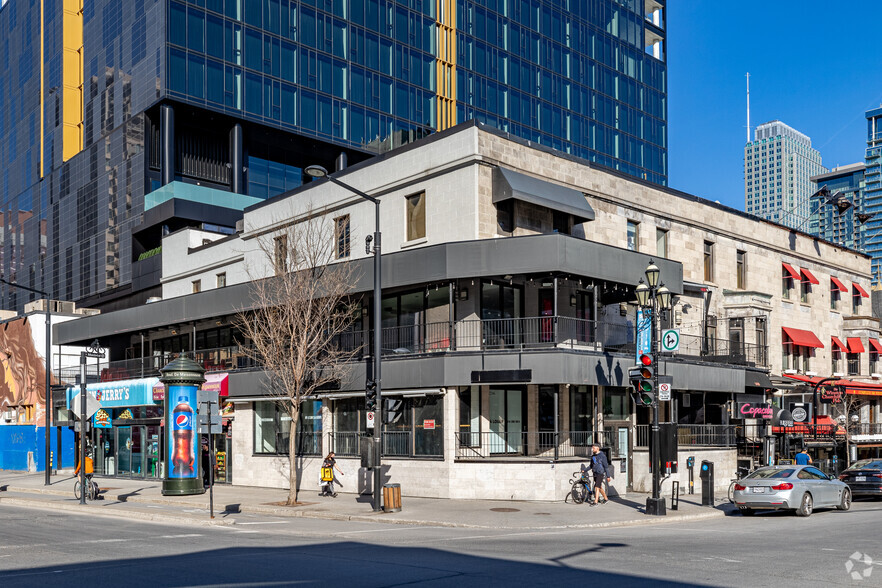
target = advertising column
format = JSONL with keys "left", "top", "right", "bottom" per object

{"left": 160, "top": 356, "right": 205, "bottom": 496}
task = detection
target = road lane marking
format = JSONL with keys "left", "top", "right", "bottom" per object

{"left": 235, "top": 521, "right": 288, "bottom": 525}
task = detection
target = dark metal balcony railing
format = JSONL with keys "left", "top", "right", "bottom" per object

{"left": 53, "top": 317, "right": 769, "bottom": 384}
{"left": 328, "top": 431, "right": 442, "bottom": 459}
{"left": 853, "top": 423, "right": 882, "bottom": 436}
{"left": 455, "top": 430, "right": 616, "bottom": 460}
{"left": 635, "top": 424, "right": 738, "bottom": 447}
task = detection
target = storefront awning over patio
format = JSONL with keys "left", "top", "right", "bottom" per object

{"left": 494, "top": 167, "right": 595, "bottom": 223}
{"left": 773, "top": 414, "right": 844, "bottom": 435}
{"left": 782, "top": 373, "right": 882, "bottom": 396}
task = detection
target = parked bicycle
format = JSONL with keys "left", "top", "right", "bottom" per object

{"left": 567, "top": 470, "right": 594, "bottom": 504}
{"left": 727, "top": 466, "right": 751, "bottom": 503}
{"left": 74, "top": 477, "right": 100, "bottom": 501}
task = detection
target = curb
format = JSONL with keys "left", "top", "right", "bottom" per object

{"left": 0, "top": 487, "right": 730, "bottom": 530}
{"left": 0, "top": 496, "right": 236, "bottom": 527}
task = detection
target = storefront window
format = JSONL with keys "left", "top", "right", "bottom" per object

{"left": 603, "top": 389, "right": 629, "bottom": 420}
{"left": 253, "top": 400, "right": 321, "bottom": 455}
{"left": 570, "top": 386, "right": 594, "bottom": 445}
{"left": 411, "top": 396, "right": 442, "bottom": 457}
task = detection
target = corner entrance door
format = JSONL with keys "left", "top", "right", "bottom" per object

{"left": 489, "top": 388, "right": 524, "bottom": 454}
{"left": 117, "top": 426, "right": 147, "bottom": 477}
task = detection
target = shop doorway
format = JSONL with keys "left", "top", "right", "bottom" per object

{"left": 117, "top": 426, "right": 147, "bottom": 477}
{"left": 95, "top": 429, "right": 115, "bottom": 475}
{"left": 489, "top": 387, "right": 525, "bottom": 454}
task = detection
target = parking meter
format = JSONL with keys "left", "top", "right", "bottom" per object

{"left": 686, "top": 456, "right": 695, "bottom": 494}
{"left": 700, "top": 460, "right": 714, "bottom": 506}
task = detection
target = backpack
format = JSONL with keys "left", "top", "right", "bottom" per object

{"left": 320, "top": 467, "right": 334, "bottom": 482}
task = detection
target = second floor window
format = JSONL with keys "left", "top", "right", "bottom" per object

{"left": 703, "top": 241, "right": 714, "bottom": 282}
{"left": 627, "top": 221, "right": 639, "bottom": 251}
{"left": 406, "top": 192, "right": 426, "bottom": 241}
{"left": 192, "top": 279, "right": 201, "bottom": 293}
{"left": 800, "top": 280, "right": 811, "bottom": 304}
{"left": 736, "top": 250, "right": 746, "bottom": 289}
{"left": 853, "top": 289, "right": 862, "bottom": 315}
{"left": 216, "top": 273, "right": 226, "bottom": 288}
{"left": 871, "top": 351, "right": 879, "bottom": 375}
{"left": 782, "top": 269, "right": 793, "bottom": 300}
{"left": 335, "top": 215, "right": 351, "bottom": 259}
{"left": 656, "top": 228, "right": 668, "bottom": 258}
{"left": 832, "top": 349, "right": 841, "bottom": 374}
{"left": 831, "top": 281, "right": 840, "bottom": 310}
{"left": 847, "top": 353, "right": 860, "bottom": 376}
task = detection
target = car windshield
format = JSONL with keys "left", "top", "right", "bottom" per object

{"left": 849, "top": 459, "right": 882, "bottom": 470}
{"left": 746, "top": 468, "right": 795, "bottom": 479}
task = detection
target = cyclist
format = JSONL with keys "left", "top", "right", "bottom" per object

{"left": 74, "top": 449, "right": 98, "bottom": 499}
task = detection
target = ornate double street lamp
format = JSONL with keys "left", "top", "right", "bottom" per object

{"left": 634, "top": 261, "right": 672, "bottom": 516}
{"left": 304, "top": 164, "right": 384, "bottom": 512}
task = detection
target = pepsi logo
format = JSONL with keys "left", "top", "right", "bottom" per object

{"left": 175, "top": 414, "right": 191, "bottom": 428}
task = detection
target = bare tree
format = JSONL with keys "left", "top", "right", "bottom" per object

{"left": 237, "top": 205, "right": 360, "bottom": 505}
{"left": 830, "top": 394, "right": 864, "bottom": 468}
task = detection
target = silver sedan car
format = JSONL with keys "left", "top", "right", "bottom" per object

{"left": 732, "top": 465, "right": 851, "bottom": 517}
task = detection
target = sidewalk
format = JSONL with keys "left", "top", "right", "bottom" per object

{"left": 0, "top": 470, "right": 733, "bottom": 530}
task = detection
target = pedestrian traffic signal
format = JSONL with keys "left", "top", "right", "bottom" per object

{"left": 629, "top": 353, "right": 655, "bottom": 406}
{"left": 383, "top": 398, "right": 403, "bottom": 424}
{"left": 365, "top": 379, "right": 377, "bottom": 411}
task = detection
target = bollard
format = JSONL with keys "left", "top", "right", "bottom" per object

{"left": 671, "top": 481, "right": 679, "bottom": 510}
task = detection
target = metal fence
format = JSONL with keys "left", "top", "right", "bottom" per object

{"left": 327, "top": 431, "right": 442, "bottom": 459}
{"left": 635, "top": 424, "right": 738, "bottom": 447}
{"left": 854, "top": 423, "right": 882, "bottom": 435}
{"left": 455, "top": 431, "right": 613, "bottom": 460}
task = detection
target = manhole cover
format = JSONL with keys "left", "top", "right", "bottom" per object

{"left": 490, "top": 507, "right": 520, "bottom": 513}
{"left": 534, "top": 512, "right": 551, "bottom": 516}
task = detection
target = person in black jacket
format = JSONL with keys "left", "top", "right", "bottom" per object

{"left": 590, "top": 443, "right": 611, "bottom": 505}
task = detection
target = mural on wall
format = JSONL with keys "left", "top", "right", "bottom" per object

{"left": 0, "top": 318, "right": 51, "bottom": 424}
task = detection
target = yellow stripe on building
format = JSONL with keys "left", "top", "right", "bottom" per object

{"left": 435, "top": 0, "right": 456, "bottom": 131}
{"left": 62, "top": 0, "right": 84, "bottom": 162}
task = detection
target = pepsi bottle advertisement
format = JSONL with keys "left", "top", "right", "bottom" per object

{"left": 168, "top": 384, "right": 197, "bottom": 479}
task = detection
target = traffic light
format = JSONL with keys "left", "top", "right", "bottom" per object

{"left": 383, "top": 398, "right": 403, "bottom": 424}
{"left": 629, "top": 352, "right": 655, "bottom": 406}
{"left": 365, "top": 379, "right": 377, "bottom": 411}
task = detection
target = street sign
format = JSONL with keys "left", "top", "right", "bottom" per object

{"left": 658, "top": 382, "right": 671, "bottom": 401}
{"left": 198, "top": 391, "right": 223, "bottom": 434}
{"left": 70, "top": 389, "right": 102, "bottom": 419}
{"left": 366, "top": 410, "right": 375, "bottom": 429}
{"left": 661, "top": 329, "right": 680, "bottom": 352}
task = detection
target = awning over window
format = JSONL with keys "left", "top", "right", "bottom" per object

{"left": 782, "top": 263, "right": 801, "bottom": 281}
{"left": 494, "top": 167, "right": 595, "bottom": 223}
{"left": 831, "top": 277, "right": 848, "bottom": 293}
{"left": 831, "top": 336, "right": 848, "bottom": 352}
{"left": 800, "top": 268, "right": 819, "bottom": 285}
{"left": 744, "top": 370, "right": 773, "bottom": 390}
{"left": 782, "top": 327, "right": 824, "bottom": 348}
{"left": 854, "top": 283, "right": 870, "bottom": 298}
{"left": 847, "top": 337, "right": 865, "bottom": 353}
{"left": 870, "top": 339, "right": 882, "bottom": 354}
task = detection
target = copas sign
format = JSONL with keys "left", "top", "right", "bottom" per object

{"left": 738, "top": 402, "right": 773, "bottom": 419}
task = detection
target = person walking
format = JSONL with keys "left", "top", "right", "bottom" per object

{"left": 795, "top": 448, "right": 812, "bottom": 465}
{"left": 320, "top": 451, "right": 344, "bottom": 497}
{"left": 590, "top": 444, "right": 612, "bottom": 506}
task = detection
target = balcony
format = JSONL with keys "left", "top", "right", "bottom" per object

{"left": 635, "top": 424, "right": 738, "bottom": 447}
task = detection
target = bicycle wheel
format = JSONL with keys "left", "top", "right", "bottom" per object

{"left": 89, "top": 481, "right": 99, "bottom": 500}
{"left": 73, "top": 480, "right": 82, "bottom": 501}
{"left": 571, "top": 481, "right": 589, "bottom": 504}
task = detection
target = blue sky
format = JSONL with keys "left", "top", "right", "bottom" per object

{"left": 667, "top": 1, "right": 882, "bottom": 210}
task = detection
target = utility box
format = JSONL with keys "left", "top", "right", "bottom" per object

{"left": 700, "top": 460, "right": 714, "bottom": 506}
{"left": 649, "top": 423, "right": 679, "bottom": 474}
{"left": 360, "top": 438, "right": 379, "bottom": 469}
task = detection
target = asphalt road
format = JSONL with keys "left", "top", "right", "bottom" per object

{"left": 1, "top": 499, "right": 880, "bottom": 587}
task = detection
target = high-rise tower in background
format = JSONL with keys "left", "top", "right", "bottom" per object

{"left": 809, "top": 163, "right": 866, "bottom": 251}
{"left": 864, "top": 106, "right": 882, "bottom": 280}
{"left": 744, "top": 120, "right": 826, "bottom": 229}
{"left": 0, "top": 0, "right": 668, "bottom": 312}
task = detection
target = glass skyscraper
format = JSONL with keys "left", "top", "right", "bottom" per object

{"left": 864, "top": 106, "right": 882, "bottom": 280}
{"left": 0, "top": 0, "right": 667, "bottom": 310}
{"left": 808, "top": 163, "right": 866, "bottom": 251}
{"left": 744, "top": 120, "right": 826, "bottom": 230}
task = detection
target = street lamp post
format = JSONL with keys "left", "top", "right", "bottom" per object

{"left": 0, "top": 277, "right": 53, "bottom": 486}
{"left": 634, "top": 261, "right": 672, "bottom": 517}
{"left": 305, "top": 164, "right": 384, "bottom": 512}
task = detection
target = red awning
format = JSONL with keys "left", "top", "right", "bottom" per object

{"left": 870, "top": 339, "right": 882, "bottom": 354}
{"left": 800, "top": 268, "right": 819, "bottom": 285}
{"left": 782, "top": 263, "right": 801, "bottom": 281}
{"left": 847, "top": 337, "right": 865, "bottom": 353}
{"left": 782, "top": 373, "right": 882, "bottom": 396}
{"left": 854, "top": 283, "right": 870, "bottom": 298}
{"left": 782, "top": 327, "right": 824, "bottom": 348}
{"left": 203, "top": 372, "right": 230, "bottom": 397}
{"left": 773, "top": 414, "right": 844, "bottom": 435}
{"left": 831, "top": 277, "right": 848, "bottom": 292}
{"left": 831, "top": 336, "right": 848, "bottom": 352}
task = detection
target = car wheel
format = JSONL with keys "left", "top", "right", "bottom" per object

{"left": 796, "top": 492, "right": 813, "bottom": 517}
{"left": 739, "top": 507, "right": 754, "bottom": 516}
{"left": 837, "top": 488, "right": 852, "bottom": 511}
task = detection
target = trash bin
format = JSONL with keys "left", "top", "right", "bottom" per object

{"left": 383, "top": 483, "right": 401, "bottom": 512}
